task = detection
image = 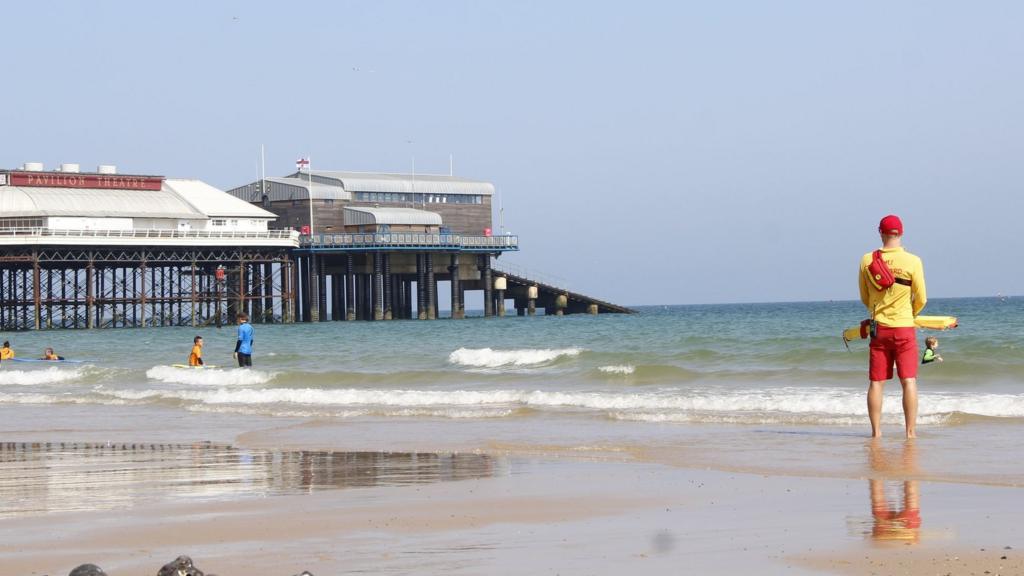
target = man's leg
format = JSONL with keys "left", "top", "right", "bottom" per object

{"left": 868, "top": 381, "right": 885, "bottom": 437}
{"left": 900, "top": 377, "right": 917, "bottom": 439}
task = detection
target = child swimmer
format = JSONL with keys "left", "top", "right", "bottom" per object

{"left": 922, "top": 336, "right": 943, "bottom": 364}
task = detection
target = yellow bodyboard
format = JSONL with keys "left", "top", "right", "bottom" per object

{"left": 843, "top": 316, "right": 958, "bottom": 343}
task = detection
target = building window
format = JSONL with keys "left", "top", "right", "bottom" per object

{"left": 211, "top": 219, "right": 226, "bottom": 226}
{"left": 0, "top": 217, "right": 44, "bottom": 228}
{"left": 323, "top": 198, "right": 334, "bottom": 205}
{"left": 230, "top": 219, "right": 239, "bottom": 226}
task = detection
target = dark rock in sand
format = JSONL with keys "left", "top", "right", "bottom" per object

{"left": 69, "top": 565, "right": 108, "bottom": 576}
{"left": 292, "top": 572, "right": 314, "bottom": 576}
{"left": 157, "top": 555, "right": 204, "bottom": 576}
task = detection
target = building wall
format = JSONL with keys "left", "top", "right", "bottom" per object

{"left": 195, "top": 217, "right": 270, "bottom": 231}
{"left": 263, "top": 198, "right": 492, "bottom": 235}
{"left": 47, "top": 217, "right": 133, "bottom": 230}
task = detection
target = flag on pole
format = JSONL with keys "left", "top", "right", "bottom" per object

{"left": 296, "top": 157, "right": 310, "bottom": 170}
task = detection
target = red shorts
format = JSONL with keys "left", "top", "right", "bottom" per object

{"left": 869, "top": 325, "right": 918, "bottom": 381}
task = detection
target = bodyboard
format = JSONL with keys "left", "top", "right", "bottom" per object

{"left": 843, "top": 316, "right": 958, "bottom": 345}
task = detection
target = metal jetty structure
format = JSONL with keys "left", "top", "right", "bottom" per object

{"left": 0, "top": 163, "right": 299, "bottom": 330}
{"left": 0, "top": 161, "right": 631, "bottom": 330}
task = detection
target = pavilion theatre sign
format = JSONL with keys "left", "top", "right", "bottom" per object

{"left": 6, "top": 171, "right": 164, "bottom": 191}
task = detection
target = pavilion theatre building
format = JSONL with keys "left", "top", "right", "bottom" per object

{"left": 0, "top": 163, "right": 299, "bottom": 330}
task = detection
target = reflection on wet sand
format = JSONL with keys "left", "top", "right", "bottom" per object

{"left": 0, "top": 442, "right": 503, "bottom": 518}
{"left": 866, "top": 439, "right": 921, "bottom": 544}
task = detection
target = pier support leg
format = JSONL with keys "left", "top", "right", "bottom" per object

{"left": 403, "top": 278, "right": 413, "bottom": 320}
{"left": 86, "top": 261, "right": 95, "bottom": 329}
{"left": 449, "top": 254, "right": 462, "bottom": 319}
{"left": 588, "top": 303, "right": 599, "bottom": 315}
{"left": 299, "top": 257, "right": 310, "bottom": 322}
{"left": 264, "top": 263, "right": 274, "bottom": 323}
{"left": 425, "top": 253, "right": 436, "bottom": 320}
{"left": 496, "top": 289, "right": 505, "bottom": 317}
{"left": 252, "top": 265, "right": 263, "bottom": 323}
{"left": 372, "top": 253, "right": 383, "bottom": 321}
{"left": 416, "top": 254, "right": 426, "bottom": 320}
{"left": 383, "top": 254, "right": 392, "bottom": 320}
{"left": 345, "top": 254, "right": 356, "bottom": 321}
{"left": 309, "top": 254, "right": 320, "bottom": 323}
{"left": 317, "top": 257, "right": 327, "bottom": 322}
{"left": 239, "top": 258, "right": 249, "bottom": 323}
{"left": 139, "top": 260, "right": 147, "bottom": 328}
{"left": 479, "top": 254, "right": 493, "bottom": 318}
{"left": 190, "top": 262, "right": 197, "bottom": 327}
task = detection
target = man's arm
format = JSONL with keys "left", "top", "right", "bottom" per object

{"left": 912, "top": 258, "right": 927, "bottom": 317}
{"left": 859, "top": 259, "right": 871, "bottom": 308}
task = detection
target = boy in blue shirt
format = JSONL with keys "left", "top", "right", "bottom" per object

{"left": 233, "top": 312, "right": 254, "bottom": 367}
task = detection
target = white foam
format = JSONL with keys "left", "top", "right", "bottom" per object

{"left": 610, "top": 412, "right": 954, "bottom": 426}
{"left": 145, "top": 365, "right": 274, "bottom": 387}
{"left": 89, "top": 386, "right": 1024, "bottom": 421}
{"left": 0, "top": 367, "right": 85, "bottom": 386}
{"left": 0, "top": 391, "right": 127, "bottom": 406}
{"left": 448, "top": 347, "right": 583, "bottom": 368}
{"left": 598, "top": 365, "right": 636, "bottom": 375}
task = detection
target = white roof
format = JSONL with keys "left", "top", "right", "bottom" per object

{"left": 0, "top": 184, "right": 204, "bottom": 219}
{"left": 344, "top": 206, "right": 443, "bottom": 226}
{"left": 164, "top": 179, "right": 276, "bottom": 219}
{"left": 0, "top": 178, "right": 277, "bottom": 221}
{"left": 296, "top": 170, "right": 495, "bottom": 196}
{"left": 225, "top": 177, "right": 351, "bottom": 202}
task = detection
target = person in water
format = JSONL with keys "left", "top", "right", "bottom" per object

{"left": 859, "top": 214, "right": 927, "bottom": 439}
{"left": 0, "top": 341, "right": 13, "bottom": 360}
{"left": 189, "top": 336, "right": 204, "bottom": 367}
{"left": 233, "top": 312, "right": 253, "bottom": 368}
{"left": 921, "top": 336, "right": 943, "bottom": 364}
{"left": 41, "top": 347, "right": 64, "bottom": 361}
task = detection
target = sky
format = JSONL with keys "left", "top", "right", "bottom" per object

{"left": 2, "top": 1, "right": 1022, "bottom": 305}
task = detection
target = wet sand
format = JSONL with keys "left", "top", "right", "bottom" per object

{"left": 2, "top": 403, "right": 1023, "bottom": 575}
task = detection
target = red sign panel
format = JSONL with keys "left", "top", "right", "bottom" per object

{"left": 7, "top": 171, "right": 164, "bottom": 191}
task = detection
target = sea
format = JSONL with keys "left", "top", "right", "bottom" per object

{"left": 1, "top": 296, "right": 1020, "bottom": 430}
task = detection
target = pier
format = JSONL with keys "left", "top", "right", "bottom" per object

{"left": 0, "top": 164, "right": 630, "bottom": 330}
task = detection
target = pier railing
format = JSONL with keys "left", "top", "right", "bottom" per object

{"left": 0, "top": 227, "right": 300, "bottom": 246}
{"left": 299, "top": 233, "right": 519, "bottom": 252}
{"left": 491, "top": 261, "right": 571, "bottom": 292}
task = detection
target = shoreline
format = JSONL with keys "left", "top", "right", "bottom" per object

{"left": 2, "top": 403, "right": 1023, "bottom": 574}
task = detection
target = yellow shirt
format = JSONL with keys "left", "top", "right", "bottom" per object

{"left": 0, "top": 348, "right": 13, "bottom": 360}
{"left": 189, "top": 345, "right": 203, "bottom": 366}
{"left": 859, "top": 247, "right": 927, "bottom": 327}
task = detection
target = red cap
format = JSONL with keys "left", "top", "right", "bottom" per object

{"left": 878, "top": 214, "right": 903, "bottom": 235}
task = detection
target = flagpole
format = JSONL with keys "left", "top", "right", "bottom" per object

{"left": 260, "top": 144, "right": 266, "bottom": 202}
{"left": 307, "top": 155, "right": 314, "bottom": 238}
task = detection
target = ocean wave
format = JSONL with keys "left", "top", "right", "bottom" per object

{"left": 448, "top": 347, "right": 583, "bottom": 368}
{"left": 0, "top": 391, "right": 128, "bottom": 406}
{"left": 91, "top": 386, "right": 1024, "bottom": 420}
{"left": 145, "top": 365, "right": 275, "bottom": 386}
{"left": 598, "top": 365, "right": 635, "bottom": 375}
{"left": 0, "top": 367, "right": 86, "bottom": 386}
{"left": 184, "top": 404, "right": 517, "bottom": 419}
